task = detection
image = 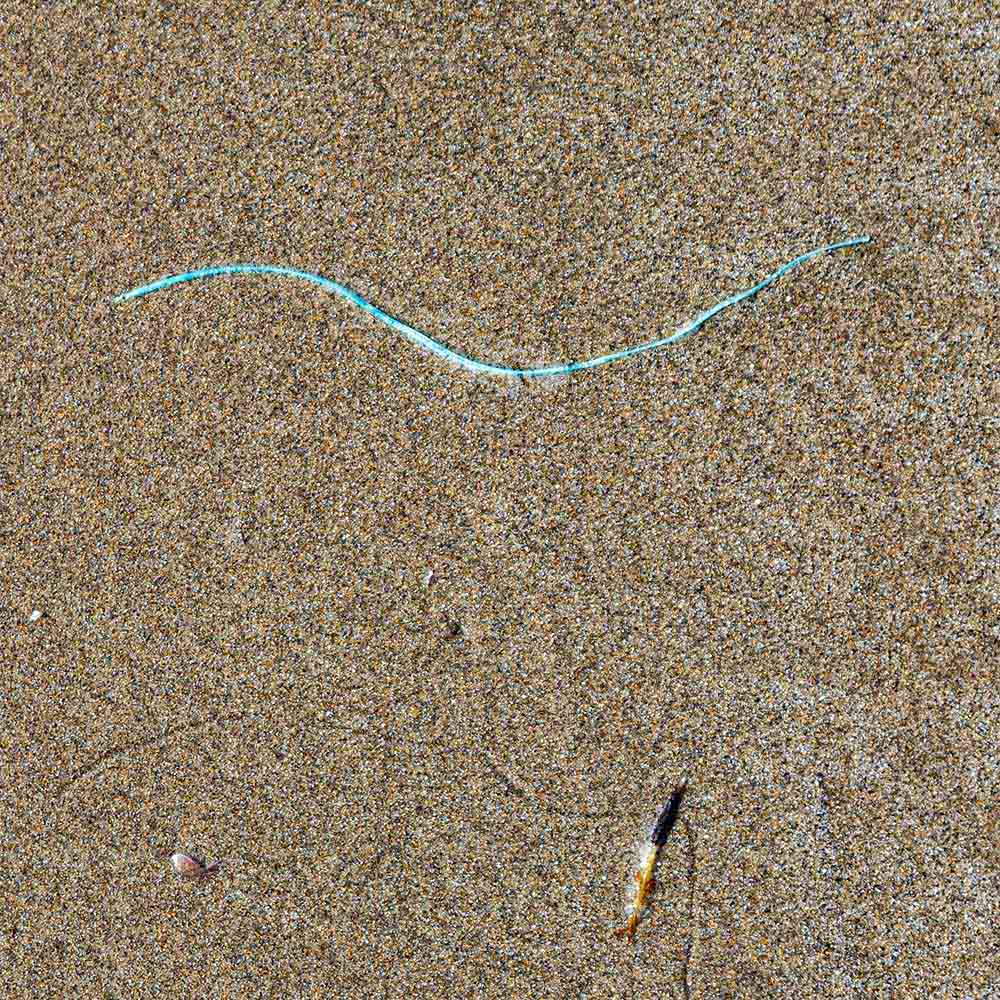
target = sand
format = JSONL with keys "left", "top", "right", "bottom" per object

{"left": 2, "top": 3, "right": 998, "bottom": 997}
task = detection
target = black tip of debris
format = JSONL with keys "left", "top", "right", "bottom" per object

{"left": 651, "top": 782, "right": 687, "bottom": 846}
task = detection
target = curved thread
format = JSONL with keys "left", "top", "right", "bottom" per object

{"left": 112, "top": 236, "right": 870, "bottom": 378}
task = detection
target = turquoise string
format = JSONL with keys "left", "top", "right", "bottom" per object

{"left": 112, "top": 236, "right": 870, "bottom": 378}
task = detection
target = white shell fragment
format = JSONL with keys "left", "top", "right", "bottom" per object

{"left": 28, "top": 609, "right": 42, "bottom": 623}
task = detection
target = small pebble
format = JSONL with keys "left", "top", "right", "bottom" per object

{"left": 28, "top": 609, "right": 42, "bottom": 623}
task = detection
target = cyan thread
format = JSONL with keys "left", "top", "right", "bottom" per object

{"left": 112, "top": 236, "right": 870, "bottom": 378}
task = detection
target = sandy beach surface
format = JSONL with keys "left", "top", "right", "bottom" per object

{"left": 2, "top": 3, "right": 997, "bottom": 997}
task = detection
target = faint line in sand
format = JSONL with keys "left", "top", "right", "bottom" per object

{"left": 680, "top": 818, "right": 698, "bottom": 1000}
{"left": 53, "top": 711, "right": 253, "bottom": 799}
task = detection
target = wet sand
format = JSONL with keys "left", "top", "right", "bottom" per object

{"left": 3, "top": 4, "right": 998, "bottom": 997}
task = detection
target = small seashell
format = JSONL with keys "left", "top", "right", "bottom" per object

{"left": 168, "top": 851, "right": 222, "bottom": 879}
